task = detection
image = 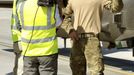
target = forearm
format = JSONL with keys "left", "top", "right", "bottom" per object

{"left": 60, "top": 14, "right": 74, "bottom": 34}
{"left": 11, "top": 13, "right": 21, "bottom": 43}
{"left": 11, "top": 29, "right": 21, "bottom": 43}
{"left": 59, "top": 0, "right": 74, "bottom": 34}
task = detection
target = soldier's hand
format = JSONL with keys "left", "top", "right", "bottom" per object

{"left": 69, "top": 29, "right": 79, "bottom": 42}
{"left": 13, "top": 42, "right": 22, "bottom": 54}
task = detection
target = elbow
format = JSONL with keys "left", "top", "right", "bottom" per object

{"left": 112, "top": 5, "right": 123, "bottom": 13}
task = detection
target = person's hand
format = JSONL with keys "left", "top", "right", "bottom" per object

{"left": 69, "top": 29, "right": 79, "bottom": 42}
{"left": 13, "top": 42, "right": 22, "bottom": 54}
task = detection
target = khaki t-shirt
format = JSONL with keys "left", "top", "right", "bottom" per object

{"left": 62, "top": 0, "right": 123, "bottom": 34}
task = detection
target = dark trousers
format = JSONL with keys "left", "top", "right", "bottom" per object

{"left": 23, "top": 54, "right": 58, "bottom": 75}
{"left": 13, "top": 52, "right": 23, "bottom": 75}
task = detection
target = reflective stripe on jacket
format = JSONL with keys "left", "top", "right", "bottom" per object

{"left": 17, "top": 0, "right": 58, "bottom": 56}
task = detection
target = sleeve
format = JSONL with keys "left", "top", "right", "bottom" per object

{"left": 63, "top": 0, "right": 73, "bottom": 15}
{"left": 11, "top": 0, "right": 21, "bottom": 43}
{"left": 60, "top": 0, "right": 74, "bottom": 34}
{"left": 103, "top": 0, "right": 124, "bottom": 13}
{"left": 55, "top": 4, "right": 62, "bottom": 27}
{"left": 57, "top": 0, "right": 65, "bottom": 18}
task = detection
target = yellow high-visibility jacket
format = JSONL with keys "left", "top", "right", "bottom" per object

{"left": 11, "top": 0, "right": 58, "bottom": 56}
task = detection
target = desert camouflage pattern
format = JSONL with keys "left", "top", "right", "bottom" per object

{"left": 70, "top": 36, "right": 104, "bottom": 75}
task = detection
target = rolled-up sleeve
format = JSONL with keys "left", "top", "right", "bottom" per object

{"left": 103, "top": 0, "right": 124, "bottom": 13}
{"left": 60, "top": 0, "right": 74, "bottom": 34}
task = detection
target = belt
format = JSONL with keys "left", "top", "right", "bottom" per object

{"left": 78, "top": 33, "right": 97, "bottom": 38}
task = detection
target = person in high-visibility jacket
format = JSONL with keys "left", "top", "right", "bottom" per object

{"left": 11, "top": 0, "right": 65, "bottom": 75}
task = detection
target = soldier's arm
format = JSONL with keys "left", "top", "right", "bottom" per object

{"left": 61, "top": 14, "right": 74, "bottom": 34}
{"left": 60, "top": 0, "right": 74, "bottom": 34}
{"left": 103, "top": 0, "right": 124, "bottom": 13}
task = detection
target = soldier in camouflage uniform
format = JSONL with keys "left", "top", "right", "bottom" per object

{"left": 60, "top": 0, "right": 123, "bottom": 75}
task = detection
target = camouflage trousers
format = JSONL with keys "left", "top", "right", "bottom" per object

{"left": 70, "top": 36, "right": 104, "bottom": 75}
